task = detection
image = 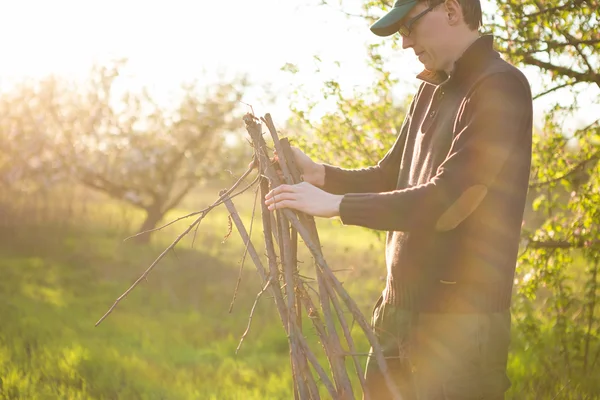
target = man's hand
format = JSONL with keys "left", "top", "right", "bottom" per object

{"left": 286, "top": 147, "right": 325, "bottom": 187}
{"left": 264, "top": 182, "right": 343, "bottom": 218}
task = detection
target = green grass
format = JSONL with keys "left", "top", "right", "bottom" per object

{"left": 0, "top": 224, "right": 298, "bottom": 399}
{"left": 0, "top": 186, "right": 386, "bottom": 399}
{"left": 1, "top": 185, "right": 599, "bottom": 399}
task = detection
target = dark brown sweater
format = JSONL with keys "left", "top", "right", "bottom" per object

{"left": 322, "top": 35, "right": 533, "bottom": 313}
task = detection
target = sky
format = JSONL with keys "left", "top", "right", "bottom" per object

{"left": 0, "top": 0, "right": 597, "bottom": 133}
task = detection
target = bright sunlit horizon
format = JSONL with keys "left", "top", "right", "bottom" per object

{"left": 1, "top": 0, "right": 598, "bottom": 131}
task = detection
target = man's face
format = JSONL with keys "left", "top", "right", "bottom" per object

{"left": 400, "top": 1, "right": 454, "bottom": 72}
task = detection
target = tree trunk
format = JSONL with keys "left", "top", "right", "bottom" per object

{"left": 134, "top": 205, "right": 164, "bottom": 244}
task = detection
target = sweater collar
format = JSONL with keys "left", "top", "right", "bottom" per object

{"left": 416, "top": 35, "right": 497, "bottom": 86}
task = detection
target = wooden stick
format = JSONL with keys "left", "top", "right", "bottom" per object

{"left": 236, "top": 278, "right": 272, "bottom": 354}
{"left": 279, "top": 209, "right": 303, "bottom": 399}
{"left": 279, "top": 137, "right": 303, "bottom": 183}
{"left": 293, "top": 322, "right": 337, "bottom": 397}
{"left": 280, "top": 138, "right": 303, "bottom": 332}
{"left": 298, "top": 344, "right": 321, "bottom": 400}
{"left": 324, "top": 279, "right": 371, "bottom": 399}
{"left": 262, "top": 114, "right": 294, "bottom": 184}
{"left": 222, "top": 192, "right": 328, "bottom": 397}
{"left": 298, "top": 284, "right": 335, "bottom": 359}
{"left": 264, "top": 114, "right": 354, "bottom": 399}
{"left": 244, "top": 115, "right": 336, "bottom": 397}
{"left": 283, "top": 209, "right": 403, "bottom": 400}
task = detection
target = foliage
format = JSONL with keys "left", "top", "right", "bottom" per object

{"left": 492, "top": 0, "right": 599, "bottom": 95}
{"left": 282, "top": 47, "right": 407, "bottom": 169}
{"left": 491, "top": 0, "right": 600, "bottom": 392}
{"left": 0, "top": 84, "right": 67, "bottom": 193}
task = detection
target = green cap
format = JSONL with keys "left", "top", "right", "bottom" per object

{"left": 370, "top": 0, "right": 418, "bottom": 37}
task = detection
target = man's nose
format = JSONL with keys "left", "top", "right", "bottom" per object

{"left": 402, "top": 35, "right": 414, "bottom": 49}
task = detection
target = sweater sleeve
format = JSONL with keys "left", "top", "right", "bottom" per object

{"left": 320, "top": 122, "right": 409, "bottom": 195}
{"left": 339, "top": 73, "right": 532, "bottom": 231}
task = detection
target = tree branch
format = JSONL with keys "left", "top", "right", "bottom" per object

{"left": 529, "top": 150, "right": 600, "bottom": 189}
{"left": 80, "top": 174, "right": 147, "bottom": 209}
{"left": 124, "top": 167, "right": 259, "bottom": 242}
{"left": 524, "top": 0, "right": 587, "bottom": 18}
{"left": 533, "top": 81, "right": 577, "bottom": 100}
{"left": 527, "top": 239, "right": 600, "bottom": 249}
{"left": 521, "top": 54, "right": 600, "bottom": 88}
{"left": 498, "top": 36, "right": 600, "bottom": 52}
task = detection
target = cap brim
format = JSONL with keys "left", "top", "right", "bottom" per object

{"left": 370, "top": 2, "right": 416, "bottom": 37}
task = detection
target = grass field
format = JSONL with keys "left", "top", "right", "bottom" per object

{"left": 0, "top": 183, "right": 598, "bottom": 399}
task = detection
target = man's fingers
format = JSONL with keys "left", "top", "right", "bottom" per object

{"left": 265, "top": 192, "right": 296, "bottom": 205}
{"left": 267, "top": 199, "right": 296, "bottom": 211}
{"left": 265, "top": 184, "right": 294, "bottom": 199}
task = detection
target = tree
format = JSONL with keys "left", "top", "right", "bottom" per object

{"left": 1, "top": 61, "right": 248, "bottom": 243}
{"left": 0, "top": 82, "right": 67, "bottom": 193}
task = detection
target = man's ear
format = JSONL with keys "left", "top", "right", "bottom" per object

{"left": 443, "top": 0, "right": 463, "bottom": 26}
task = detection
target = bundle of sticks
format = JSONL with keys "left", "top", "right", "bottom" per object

{"left": 230, "top": 113, "right": 402, "bottom": 400}
{"left": 95, "top": 112, "right": 402, "bottom": 400}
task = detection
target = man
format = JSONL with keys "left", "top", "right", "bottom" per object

{"left": 265, "top": 0, "right": 533, "bottom": 398}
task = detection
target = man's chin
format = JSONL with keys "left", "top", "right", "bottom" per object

{"left": 417, "top": 59, "right": 436, "bottom": 72}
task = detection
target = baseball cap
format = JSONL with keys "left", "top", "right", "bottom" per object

{"left": 370, "top": 0, "right": 419, "bottom": 37}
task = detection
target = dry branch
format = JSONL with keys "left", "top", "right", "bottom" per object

{"left": 229, "top": 184, "right": 261, "bottom": 313}
{"left": 262, "top": 114, "right": 355, "bottom": 398}
{"left": 283, "top": 209, "right": 403, "bottom": 400}
{"left": 95, "top": 166, "right": 258, "bottom": 327}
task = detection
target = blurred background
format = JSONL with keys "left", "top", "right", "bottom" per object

{"left": 0, "top": 0, "right": 599, "bottom": 398}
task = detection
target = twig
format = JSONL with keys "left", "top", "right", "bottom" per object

{"left": 222, "top": 214, "right": 233, "bottom": 243}
{"left": 325, "top": 281, "right": 370, "bottom": 399}
{"left": 279, "top": 211, "right": 304, "bottom": 397}
{"left": 229, "top": 184, "right": 261, "bottom": 313}
{"left": 96, "top": 168, "right": 259, "bottom": 327}
{"left": 96, "top": 209, "right": 209, "bottom": 326}
{"left": 192, "top": 173, "right": 261, "bottom": 248}
{"left": 295, "top": 324, "right": 321, "bottom": 400}
{"left": 236, "top": 278, "right": 272, "bottom": 354}
{"left": 283, "top": 209, "right": 403, "bottom": 400}
{"left": 123, "top": 210, "right": 204, "bottom": 241}
{"left": 221, "top": 194, "right": 273, "bottom": 298}
{"left": 281, "top": 137, "right": 303, "bottom": 333}
{"left": 299, "top": 283, "right": 337, "bottom": 359}
{"left": 123, "top": 166, "right": 258, "bottom": 242}
{"left": 292, "top": 322, "right": 338, "bottom": 398}
{"left": 262, "top": 114, "right": 294, "bottom": 184}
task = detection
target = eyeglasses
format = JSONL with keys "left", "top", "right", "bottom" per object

{"left": 397, "top": 3, "right": 439, "bottom": 37}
